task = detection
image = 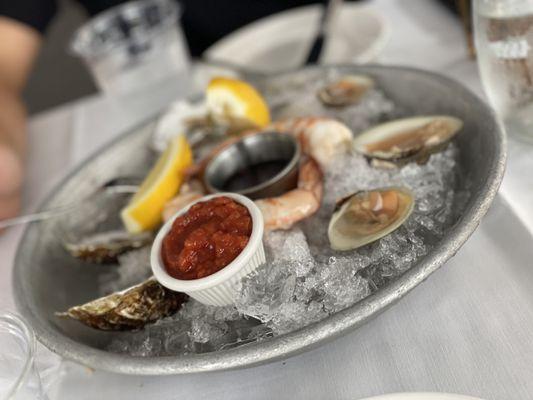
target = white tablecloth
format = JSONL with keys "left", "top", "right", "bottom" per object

{"left": 3, "top": 0, "right": 533, "bottom": 399}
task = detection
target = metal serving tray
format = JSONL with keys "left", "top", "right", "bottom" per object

{"left": 13, "top": 65, "right": 505, "bottom": 374}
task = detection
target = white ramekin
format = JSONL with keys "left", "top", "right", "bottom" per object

{"left": 151, "top": 193, "right": 265, "bottom": 306}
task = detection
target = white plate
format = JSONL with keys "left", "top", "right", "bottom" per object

{"left": 204, "top": 3, "right": 388, "bottom": 73}
{"left": 360, "top": 394, "right": 484, "bottom": 400}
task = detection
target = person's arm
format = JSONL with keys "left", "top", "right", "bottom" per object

{"left": 0, "top": 17, "right": 41, "bottom": 221}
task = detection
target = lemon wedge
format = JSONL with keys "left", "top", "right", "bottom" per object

{"left": 121, "top": 134, "right": 192, "bottom": 233}
{"left": 206, "top": 77, "right": 270, "bottom": 128}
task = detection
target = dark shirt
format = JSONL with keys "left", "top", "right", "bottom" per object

{"left": 0, "top": 0, "right": 328, "bottom": 56}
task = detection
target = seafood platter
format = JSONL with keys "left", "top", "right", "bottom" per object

{"left": 13, "top": 65, "right": 505, "bottom": 374}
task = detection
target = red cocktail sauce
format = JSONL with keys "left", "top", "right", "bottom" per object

{"left": 161, "top": 196, "right": 252, "bottom": 280}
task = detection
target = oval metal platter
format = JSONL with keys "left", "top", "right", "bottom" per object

{"left": 13, "top": 65, "right": 506, "bottom": 374}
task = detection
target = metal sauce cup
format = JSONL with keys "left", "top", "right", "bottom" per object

{"left": 204, "top": 132, "right": 301, "bottom": 199}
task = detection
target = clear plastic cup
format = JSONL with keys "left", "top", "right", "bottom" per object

{"left": 70, "top": 0, "right": 190, "bottom": 95}
{"left": 0, "top": 312, "right": 47, "bottom": 400}
{"left": 474, "top": 0, "right": 533, "bottom": 142}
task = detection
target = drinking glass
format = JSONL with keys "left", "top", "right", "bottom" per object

{"left": 473, "top": 0, "right": 533, "bottom": 142}
{"left": 0, "top": 313, "right": 47, "bottom": 400}
{"left": 70, "top": 0, "right": 190, "bottom": 95}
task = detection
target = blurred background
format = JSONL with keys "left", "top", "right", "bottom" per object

{"left": 24, "top": 0, "right": 461, "bottom": 114}
{"left": 24, "top": 0, "right": 96, "bottom": 114}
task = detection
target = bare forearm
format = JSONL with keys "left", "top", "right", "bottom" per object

{"left": 0, "top": 86, "right": 27, "bottom": 158}
{"left": 0, "top": 17, "right": 41, "bottom": 160}
{"left": 0, "top": 87, "right": 25, "bottom": 211}
{"left": 0, "top": 18, "right": 40, "bottom": 220}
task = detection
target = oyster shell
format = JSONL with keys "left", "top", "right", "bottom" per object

{"left": 57, "top": 278, "right": 188, "bottom": 331}
{"left": 152, "top": 99, "right": 250, "bottom": 154}
{"left": 64, "top": 230, "right": 154, "bottom": 264}
{"left": 317, "top": 75, "right": 374, "bottom": 107}
{"left": 328, "top": 187, "right": 414, "bottom": 251}
{"left": 152, "top": 100, "right": 210, "bottom": 152}
{"left": 352, "top": 116, "right": 463, "bottom": 168}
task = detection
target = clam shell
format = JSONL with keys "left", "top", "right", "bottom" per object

{"left": 56, "top": 278, "right": 188, "bottom": 331}
{"left": 352, "top": 115, "right": 463, "bottom": 167}
{"left": 317, "top": 75, "right": 374, "bottom": 107}
{"left": 328, "top": 187, "right": 414, "bottom": 251}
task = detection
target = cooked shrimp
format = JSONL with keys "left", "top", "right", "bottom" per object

{"left": 267, "top": 117, "right": 353, "bottom": 166}
{"left": 164, "top": 158, "right": 323, "bottom": 230}
{"left": 190, "top": 116, "right": 353, "bottom": 176}
{"left": 164, "top": 116, "right": 352, "bottom": 230}
{"left": 255, "top": 157, "right": 323, "bottom": 230}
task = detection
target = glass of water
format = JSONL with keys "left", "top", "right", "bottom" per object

{"left": 70, "top": 0, "right": 190, "bottom": 96}
{"left": 474, "top": 0, "right": 533, "bottom": 142}
{"left": 0, "top": 312, "right": 47, "bottom": 400}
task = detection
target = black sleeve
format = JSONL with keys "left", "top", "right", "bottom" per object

{"left": 0, "top": 0, "right": 58, "bottom": 34}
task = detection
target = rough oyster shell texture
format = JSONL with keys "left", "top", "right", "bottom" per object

{"left": 57, "top": 279, "right": 188, "bottom": 331}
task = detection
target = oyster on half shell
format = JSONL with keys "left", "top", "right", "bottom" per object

{"left": 64, "top": 230, "right": 154, "bottom": 264}
{"left": 352, "top": 115, "right": 463, "bottom": 168}
{"left": 328, "top": 187, "right": 414, "bottom": 251}
{"left": 317, "top": 75, "right": 374, "bottom": 107}
{"left": 57, "top": 278, "right": 188, "bottom": 331}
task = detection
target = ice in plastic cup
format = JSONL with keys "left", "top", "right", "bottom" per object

{"left": 70, "top": 0, "right": 190, "bottom": 96}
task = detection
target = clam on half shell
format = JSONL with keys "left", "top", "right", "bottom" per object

{"left": 328, "top": 187, "right": 415, "bottom": 251}
{"left": 352, "top": 116, "right": 463, "bottom": 168}
{"left": 317, "top": 75, "right": 374, "bottom": 107}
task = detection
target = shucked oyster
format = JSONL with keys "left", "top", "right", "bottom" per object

{"left": 317, "top": 75, "right": 374, "bottom": 107}
{"left": 64, "top": 230, "right": 153, "bottom": 264}
{"left": 57, "top": 279, "right": 188, "bottom": 330}
{"left": 328, "top": 187, "right": 414, "bottom": 251}
{"left": 353, "top": 116, "right": 463, "bottom": 168}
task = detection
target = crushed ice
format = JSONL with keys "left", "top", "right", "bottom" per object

{"left": 98, "top": 247, "right": 152, "bottom": 295}
{"left": 106, "top": 75, "right": 468, "bottom": 357}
